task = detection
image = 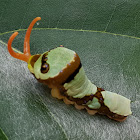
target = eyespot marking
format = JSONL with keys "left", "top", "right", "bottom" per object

{"left": 41, "top": 53, "right": 49, "bottom": 73}
{"left": 43, "top": 57, "right": 48, "bottom": 62}
{"left": 41, "top": 63, "right": 49, "bottom": 73}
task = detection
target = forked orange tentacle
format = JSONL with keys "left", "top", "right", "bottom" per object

{"left": 7, "top": 17, "right": 41, "bottom": 62}
{"left": 24, "top": 17, "right": 41, "bottom": 54}
{"left": 7, "top": 32, "right": 30, "bottom": 62}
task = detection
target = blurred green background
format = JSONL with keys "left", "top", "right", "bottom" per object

{"left": 0, "top": 0, "right": 140, "bottom": 140}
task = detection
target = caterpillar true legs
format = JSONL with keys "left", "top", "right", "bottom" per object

{"left": 7, "top": 17, "right": 132, "bottom": 122}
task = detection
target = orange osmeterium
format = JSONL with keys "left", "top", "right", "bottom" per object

{"left": 7, "top": 17, "right": 41, "bottom": 62}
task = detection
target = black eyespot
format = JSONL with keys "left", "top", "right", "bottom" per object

{"left": 41, "top": 53, "right": 49, "bottom": 73}
{"left": 41, "top": 63, "right": 49, "bottom": 73}
{"left": 43, "top": 57, "right": 48, "bottom": 62}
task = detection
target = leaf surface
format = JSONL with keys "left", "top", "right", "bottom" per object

{"left": 0, "top": 0, "right": 140, "bottom": 140}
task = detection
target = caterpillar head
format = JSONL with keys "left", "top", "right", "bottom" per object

{"left": 7, "top": 17, "right": 81, "bottom": 87}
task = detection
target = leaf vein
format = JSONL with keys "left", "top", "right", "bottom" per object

{"left": 104, "top": 5, "right": 117, "bottom": 32}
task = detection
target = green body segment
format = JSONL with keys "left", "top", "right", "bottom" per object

{"left": 86, "top": 97, "right": 101, "bottom": 109}
{"left": 64, "top": 67, "right": 97, "bottom": 98}
{"left": 101, "top": 91, "right": 132, "bottom": 116}
{"left": 33, "top": 47, "right": 75, "bottom": 79}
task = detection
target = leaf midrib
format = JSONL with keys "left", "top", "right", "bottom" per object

{"left": 1, "top": 28, "right": 140, "bottom": 40}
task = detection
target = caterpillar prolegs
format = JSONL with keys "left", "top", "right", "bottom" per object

{"left": 7, "top": 17, "right": 132, "bottom": 122}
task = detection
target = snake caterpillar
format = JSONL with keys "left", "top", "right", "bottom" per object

{"left": 7, "top": 17, "right": 132, "bottom": 121}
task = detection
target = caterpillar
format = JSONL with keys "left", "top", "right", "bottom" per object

{"left": 7, "top": 17, "right": 132, "bottom": 122}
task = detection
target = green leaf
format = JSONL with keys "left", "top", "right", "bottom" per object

{"left": 0, "top": 128, "right": 8, "bottom": 140}
{"left": 0, "top": 0, "right": 140, "bottom": 140}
